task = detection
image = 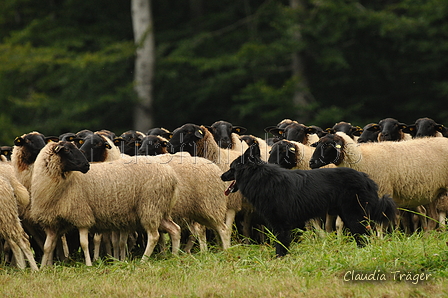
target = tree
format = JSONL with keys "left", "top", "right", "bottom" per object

{"left": 131, "top": 0, "right": 155, "bottom": 132}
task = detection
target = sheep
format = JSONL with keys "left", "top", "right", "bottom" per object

{"left": 169, "top": 124, "right": 247, "bottom": 239}
{"left": 130, "top": 153, "right": 231, "bottom": 252}
{"left": 114, "top": 130, "right": 146, "bottom": 156}
{"left": 206, "top": 120, "right": 248, "bottom": 153}
{"left": 1, "top": 146, "right": 13, "bottom": 161}
{"left": 264, "top": 119, "right": 298, "bottom": 145}
{"left": 239, "top": 135, "right": 271, "bottom": 162}
{"left": 325, "top": 121, "right": 362, "bottom": 140}
{"left": 146, "top": 127, "right": 173, "bottom": 140}
{"left": 268, "top": 122, "right": 320, "bottom": 146}
{"left": 402, "top": 117, "right": 448, "bottom": 230}
{"left": 309, "top": 132, "right": 448, "bottom": 210}
{"left": 30, "top": 141, "right": 181, "bottom": 267}
{"left": 357, "top": 123, "right": 380, "bottom": 143}
{"left": 0, "top": 176, "right": 38, "bottom": 271}
{"left": 89, "top": 134, "right": 231, "bottom": 253}
{"left": 403, "top": 117, "right": 445, "bottom": 138}
{"left": 77, "top": 132, "right": 122, "bottom": 162}
{"left": 364, "top": 118, "right": 411, "bottom": 142}
{"left": 137, "top": 135, "right": 169, "bottom": 156}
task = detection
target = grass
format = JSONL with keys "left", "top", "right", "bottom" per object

{"left": 1, "top": 229, "right": 448, "bottom": 297}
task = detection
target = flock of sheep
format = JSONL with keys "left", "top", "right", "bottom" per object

{"left": 0, "top": 117, "right": 447, "bottom": 271}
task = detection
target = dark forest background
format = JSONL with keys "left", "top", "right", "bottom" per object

{"left": 1, "top": 0, "right": 448, "bottom": 144}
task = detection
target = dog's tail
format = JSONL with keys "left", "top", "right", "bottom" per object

{"left": 368, "top": 194, "right": 397, "bottom": 226}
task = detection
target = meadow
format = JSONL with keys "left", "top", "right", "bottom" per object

{"left": 1, "top": 229, "right": 448, "bottom": 298}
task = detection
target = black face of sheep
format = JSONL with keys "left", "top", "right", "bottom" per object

{"left": 54, "top": 141, "right": 90, "bottom": 174}
{"left": 14, "top": 133, "right": 59, "bottom": 165}
{"left": 268, "top": 140, "right": 297, "bottom": 169}
{"left": 169, "top": 124, "right": 205, "bottom": 155}
{"left": 138, "top": 136, "right": 168, "bottom": 156}
{"left": 309, "top": 134, "right": 344, "bottom": 169}
{"left": 146, "top": 128, "right": 173, "bottom": 140}
{"left": 357, "top": 123, "right": 380, "bottom": 143}
{"left": 207, "top": 121, "right": 246, "bottom": 149}
{"left": 411, "top": 117, "right": 444, "bottom": 138}
{"left": 1, "top": 146, "right": 12, "bottom": 161}
{"left": 270, "top": 123, "right": 316, "bottom": 143}
{"left": 367, "top": 118, "right": 407, "bottom": 141}
{"left": 77, "top": 134, "right": 111, "bottom": 162}
{"left": 114, "top": 130, "right": 144, "bottom": 156}
{"left": 75, "top": 129, "right": 94, "bottom": 140}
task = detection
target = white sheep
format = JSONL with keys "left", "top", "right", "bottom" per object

{"left": 129, "top": 152, "right": 231, "bottom": 252}
{"left": 0, "top": 175, "right": 38, "bottom": 271}
{"left": 30, "top": 141, "right": 181, "bottom": 267}
{"left": 169, "top": 124, "right": 247, "bottom": 237}
{"left": 310, "top": 132, "right": 448, "bottom": 209}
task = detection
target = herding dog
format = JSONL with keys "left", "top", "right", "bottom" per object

{"left": 221, "top": 143, "right": 397, "bottom": 256}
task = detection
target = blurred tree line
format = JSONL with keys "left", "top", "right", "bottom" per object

{"left": 1, "top": 0, "right": 448, "bottom": 144}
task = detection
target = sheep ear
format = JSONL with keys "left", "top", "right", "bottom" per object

{"left": 306, "top": 127, "right": 317, "bottom": 134}
{"left": 161, "top": 141, "right": 168, "bottom": 147}
{"left": 288, "top": 146, "right": 296, "bottom": 153}
{"left": 366, "top": 124, "right": 380, "bottom": 132}
{"left": 351, "top": 126, "right": 363, "bottom": 136}
{"left": 14, "top": 137, "right": 24, "bottom": 146}
{"left": 194, "top": 129, "right": 204, "bottom": 139}
{"left": 310, "top": 142, "right": 319, "bottom": 147}
{"left": 232, "top": 126, "right": 247, "bottom": 134}
{"left": 402, "top": 125, "right": 415, "bottom": 133}
{"left": 105, "top": 143, "right": 111, "bottom": 149}
{"left": 398, "top": 123, "right": 407, "bottom": 130}
{"left": 436, "top": 124, "right": 444, "bottom": 132}
{"left": 113, "top": 137, "right": 125, "bottom": 146}
{"left": 45, "top": 136, "right": 59, "bottom": 143}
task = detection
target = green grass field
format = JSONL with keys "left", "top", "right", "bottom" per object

{"left": 1, "top": 230, "right": 448, "bottom": 297}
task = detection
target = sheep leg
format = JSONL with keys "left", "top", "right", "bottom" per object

{"left": 225, "top": 209, "right": 237, "bottom": 232}
{"left": 142, "top": 229, "right": 160, "bottom": 261}
{"left": 79, "top": 228, "right": 92, "bottom": 266}
{"left": 118, "top": 231, "right": 128, "bottom": 261}
{"left": 41, "top": 228, "right": 59, "bottom": 268}
{"left": 439, "top": 211, "right": 447, "bottom": 229}
{"left": 93, "top": 233, "right": 102, "bottom": 261}
{"left": 325, "top": 214, "right": 336, "bottom": 233}
{"left": 214, "top": 221, "right": 231, "bottom": 250}
{"left": 189, "top": 222, "right": 207, "bottom": 252}
{"left": 336, "top": 216, "right": 344, "bottom": 237}
{"left": 159, "top": 218, "right": 181, "bottom": 255}
{"left": 426, "top": 202, "right": 438, "bottom": 231}
{"left": 103, "top": 232, "right": 113, "bottom": 256}
{"left": 17, "top": 238, "right": 39, "bottom": 271}
{"left": 7, "top": 240, "right": 26, "bottom": 269}
{"left": 111, "top": 231, "right": 119, "bottom": 259}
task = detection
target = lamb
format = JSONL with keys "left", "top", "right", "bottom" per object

{"left": 403, "top": 117, "right": 445, "bottom": 138}
{"left": 0, "top": 175, "right": 38, "bottom": 271}
{"left": 30, "top": 141, "right": 181, "bottom": 267}
{"left": 309, "top": 132, "right": 448, "bottom": 210}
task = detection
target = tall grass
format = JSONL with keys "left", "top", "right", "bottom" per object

{"left": 1, "top": 230, "right": 448, "bottom": 297}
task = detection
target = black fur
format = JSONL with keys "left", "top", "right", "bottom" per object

{"left": 221, "top": 144, "right": 397, "bottom": 257}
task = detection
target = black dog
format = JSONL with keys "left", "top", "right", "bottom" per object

{"left": 221, "top": 143, "right": 396, "bottom": 256}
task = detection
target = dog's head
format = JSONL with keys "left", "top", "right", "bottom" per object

{"left": 221, "top": 142, "right": 262, "bottom": 195}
